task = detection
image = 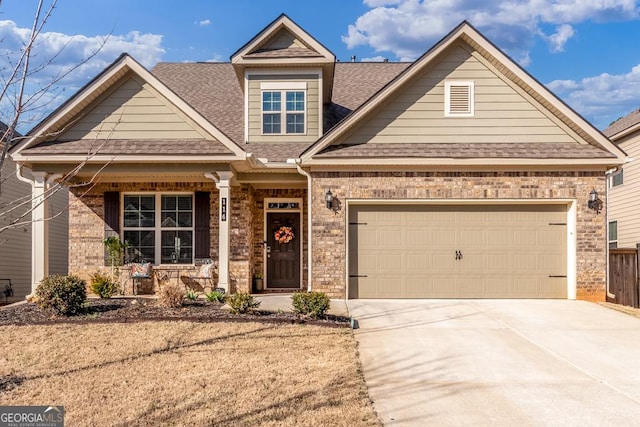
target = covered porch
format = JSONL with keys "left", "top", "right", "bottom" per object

{"left": 22, "top": 163, "right": 309, "bottom": 296}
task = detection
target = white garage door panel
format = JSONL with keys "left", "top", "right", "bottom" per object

{"left": 348, "top": 204, "right": 568, "bottom": 299}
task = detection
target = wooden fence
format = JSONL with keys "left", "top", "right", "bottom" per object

{"left": 608, "top": 246, "right": 639, "bottom": 308}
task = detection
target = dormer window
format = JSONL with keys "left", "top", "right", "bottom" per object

{"left": 261, "top": 82, "right": 306, "bottom": 135}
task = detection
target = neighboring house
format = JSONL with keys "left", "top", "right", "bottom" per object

{"left": 0, "top": 123, "right": 68, "bottom": 303}
{"left": 10, "top": 16, "right": 626, "bottom": 301}
{"left": 604, "top": 108, "right": 640, "bottom": 249}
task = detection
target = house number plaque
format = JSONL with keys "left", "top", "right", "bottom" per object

{"left": 221, "top": 197, "right": 227, "bottom": 221}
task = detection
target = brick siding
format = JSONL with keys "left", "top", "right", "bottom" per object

{"left": 311, "top": 171, "right": 607, "bottom": 301}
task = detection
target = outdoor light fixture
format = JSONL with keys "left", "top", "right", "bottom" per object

{"left": 325, "top": 189, "right": 333, "bottom": 210}
{"left": 588, "top": 189, "right": 603, "bottom": 214}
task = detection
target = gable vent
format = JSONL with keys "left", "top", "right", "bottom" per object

{"left": 445, "top": 81, "right": 474, "bottom": 117}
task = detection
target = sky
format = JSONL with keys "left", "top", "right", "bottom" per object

{"left": 1, "top": 0, "right": 640, "bottom": 133}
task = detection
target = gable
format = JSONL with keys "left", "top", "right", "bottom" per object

{"left": 250, "top": 28, "right": 321, "bottom": 57}
{"left": 58, "top": 74, "right": 211, "bottom": 141}
{"left": 329, "top": 44, "right": 579, "bottom": 146}
{"left": 302, "top": 22, "right": 626, "bottom": 166}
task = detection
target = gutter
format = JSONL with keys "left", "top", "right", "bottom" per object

{"left": 292, "top": 159, "right": 312, "bottom": 292}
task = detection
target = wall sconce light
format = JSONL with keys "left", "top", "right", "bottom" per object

{"left": 325, "top": 189, "right": 333, "bottom": 210}
{"left": 588, "top": 189, "right": 603, "bottom": 214}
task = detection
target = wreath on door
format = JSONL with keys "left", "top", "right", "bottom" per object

{"left": 274, "top": 225, "right": 295, "bottom": 244}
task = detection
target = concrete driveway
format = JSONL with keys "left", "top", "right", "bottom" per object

{"left": 348, "top": 299, "right": 640, "bottom": 426}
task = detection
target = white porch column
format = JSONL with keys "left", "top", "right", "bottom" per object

{"left": 31, "top": 172, "right": 50, "bottom": 294}
{"left": 216, "top": 171, "right": 234, "bottom": 292}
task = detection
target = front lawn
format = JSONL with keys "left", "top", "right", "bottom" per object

{"left": 0, "top": 321, "right": 379, "bottom": 426}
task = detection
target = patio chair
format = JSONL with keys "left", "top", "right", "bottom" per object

{"left": 191, "top": 259, "right": 217, "bottom": 292}
{"left": 128, "top": 261, "right": 152, "bottom": 295}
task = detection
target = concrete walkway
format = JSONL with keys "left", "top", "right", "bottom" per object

{"left": 348, "top": 299, "right": 640, "bottom": 426}
{"left": 254, "top": 293, "right": 350, "bottom": 317}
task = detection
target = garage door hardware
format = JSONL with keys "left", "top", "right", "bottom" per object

{"left": 549, "top": 222, "right": 567, "bottom": 225}
{"left": 548, "top": 275, "right": 567, "bottom": 278}
{"left": 349, "top": 222, "right": 368, "bottom": 225}
{"left": 455, "top": 250, "right": 463, "bottom": 260}
{"left": 349, "top": 275, "right": 368, "bottom": 278}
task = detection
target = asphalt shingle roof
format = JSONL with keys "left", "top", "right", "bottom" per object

{"left": 21, "top": 139, "right": 233, "bottom": 156}
{"left": 603, "top": 108, "right": 640, "bottom": 138}
{"left": 315, "top": 142, "right": 616, "bottom": 159}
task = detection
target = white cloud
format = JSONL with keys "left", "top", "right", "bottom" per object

{"left": 0, "top": 20, "right": 165, "bottom": 132}
{"left": 197, "top": 19, "right": 211, "bottom": 26}
{"left": 545, "top": 24, "right": 576, "bottom": 52}
{"left": 343, "top": 0, "right": 640, "bottom": 61}
{"left": 359, "top": 55, "right": 389, "bottom": 62}
{"left": 547, "top": 65, "right": 640, "bottom": 129}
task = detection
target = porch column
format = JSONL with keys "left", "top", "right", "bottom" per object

{"left": 216, "top": 171, "right": 234, "bottom": 292}
{"left": 31, "top": 172, "right": 50, "bottom": 295}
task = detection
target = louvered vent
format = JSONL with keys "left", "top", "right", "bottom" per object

{"left": 445, "top": 81, "right": 474, "bottom": 117}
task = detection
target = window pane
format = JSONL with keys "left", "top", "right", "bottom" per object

{"left": 161, "top": 212, "right": 177, "bottom": 227}
{"left": 286, "top": 91, "right": 304, "bottom": 111}
{"left": 124, "top": 195, "right": 155, "bottom": 228}
{"left": 286, "top": 113, "right": 304, "bottom": 134}
{"left": 161, "top": 231, "right": 193, "bottom": 264}
{"left": 262, "top": 91, "right": 281, "bottom": 112}
{"left": 124, "top": 230, "right": 155, "bottom": 262}
{"left": 612, "top": 170, "right": 623, "bottom": 187}
{"left": 609, "top": 221, "right": 618, "bottom": 241}
{"left": 161, "top": 195, "right": 192, "bottom": 229}
{"left": 263, "top": 113, "right": 281, "bottom": 134}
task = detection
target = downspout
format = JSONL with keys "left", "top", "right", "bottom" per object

{"left": 16, "top": 164, "right": 32, "bottom": 185}
{"left": 604, "top": 167, "right": 617, "bottom": 300}
{"left": 295, "top": 162, "right": 313, "bottom": 292}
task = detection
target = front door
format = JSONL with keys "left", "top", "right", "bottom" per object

{"left": 266, "top": 212, "right": 301, "bottom": 288}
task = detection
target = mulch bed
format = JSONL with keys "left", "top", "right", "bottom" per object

{"left": 0, "top": 298, "right": 352, "bottom": 328}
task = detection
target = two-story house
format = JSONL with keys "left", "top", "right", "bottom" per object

{"left": 10, "top": 15, "right": 626, "bottom": 301}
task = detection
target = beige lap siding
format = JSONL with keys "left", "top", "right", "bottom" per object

{"left": 311, "top": 171, "right": 607, "bottom": 301}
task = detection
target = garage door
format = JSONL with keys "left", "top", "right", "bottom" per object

{"left": 348, "top": 204, "right": 567, "bottom": 299}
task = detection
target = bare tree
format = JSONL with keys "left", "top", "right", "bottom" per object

{"left": 0, "top": 0, "right": 110, "bottom": 234}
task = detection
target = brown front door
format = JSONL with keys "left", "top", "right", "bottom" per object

{"left": 266, "top": 212, "right": 301, "bottom": 289}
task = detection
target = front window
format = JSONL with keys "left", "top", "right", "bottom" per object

{"left": 123, "top": 194, "right": 193, "bottom": 264}
{"left": 262, "top": 90, "right": 305, "bottom": 134}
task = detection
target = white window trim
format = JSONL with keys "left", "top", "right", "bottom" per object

{"left": 121, "top": 192, "right": 195, "bottom": 265}
{"left": 261, "top": 89, "right": 307, "bottom": 136}
{"left": 445, "top": 80, "right": 474, "bottom": 117}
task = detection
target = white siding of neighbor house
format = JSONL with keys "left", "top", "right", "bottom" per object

{"left": 0, "top": 160, "right": 69, "bottom": 302}
{"left": 59, "top": 74, "right": 212, "bottom": 141}
{"left": 247, "top": 73, "right": 320, "bottom": 143}
{"left": 608, "top": 133, "right": 640, "bottom": 248}
{"left": 338, "top": 43, "right": 580, "bottom": 145}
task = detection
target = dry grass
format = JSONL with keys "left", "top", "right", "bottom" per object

{"left": 0, "top": 321, "right": 380, "bottom": 426}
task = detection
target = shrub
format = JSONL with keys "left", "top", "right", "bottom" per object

{"left": 35, "top": 275, "right": 87, "bottom": 315}
{"left": 89, "top": 271, "right": 119, "bottom": 298}
{"left": 204, "top": 290, "right": 225, "bottom": 303}
{"left": 291, "top": 292, "right": 331, "bottom": 318}
{"left": 226, "top": 292, "right": 260, "bottom": 314}
{"left": 158, "top": 281, "right": 184, "bottom": 308}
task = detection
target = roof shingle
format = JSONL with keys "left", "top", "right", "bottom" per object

{"left": 603, "top": 108, "right": 640, "bottom": 138}
{"left": 315, "top": 142, "right": 615, "bottom": 159}
{"left": 21, "top": 139, "right": 233, "bottom": 156}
